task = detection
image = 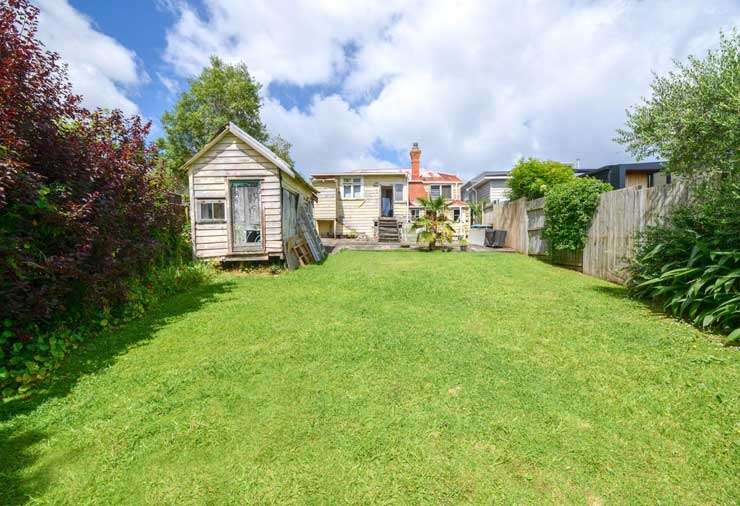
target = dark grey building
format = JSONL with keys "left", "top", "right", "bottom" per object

{"left": 578, "top": 162, "right": 669, "bottom": 189}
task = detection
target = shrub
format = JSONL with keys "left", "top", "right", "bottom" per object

{"left": 508, "top": 158, "right": 575, "bottom": 200}
{"left": 615, "top": 29, "right": 739, "bottom": 342}
{"left": 0, "top": 1, "right": 191, "bottom": 396}
{"left": 543, "top": 177, "right": 612, "bottom": 252}
{"left": 627, "top": 178, "right": 739, "bottom": 341}
{"left": 1, "top": 261, "right": 215, "bottom": 397}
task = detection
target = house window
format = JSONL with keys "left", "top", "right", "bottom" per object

{"left": 394, "top": 183, "right": 404, "bottom": 202}
{"left": 430, "top": 184, "right": 452, "bottom": 199}
{"left": 453, "top": 208, "right": 461, "bottom": 222}
{"left": 197, "top": 199, "right": 225, "bottom": 222}
{"left": 411, "top": 208, "right": 420, "bottom": 220}
{"left": 342, "top": 177, "right": 363, "bottom": 199}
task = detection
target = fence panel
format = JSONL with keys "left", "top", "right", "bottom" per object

{"left": 481, "top": 182, "right": 688, "bottom": 284}
{"left": 484, "top": 198, "right": 528, "bottom": 253}
{"left": 583, "top": 182, "right": 688, "bottom": 283}
{"left": 526, "top": 197, "right": 547, "bottom": 257}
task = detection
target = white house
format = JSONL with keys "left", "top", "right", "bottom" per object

{"left": 311, "top": 144, "right": 469, "bottom": 242}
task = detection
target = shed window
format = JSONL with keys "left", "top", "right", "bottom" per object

{"left": 430, "top": 184, "right": 452, "bottom": 199}
{"left": 411, "top": 208, "right": 420, "bottom": 220}
{"left": 453, "top": 208, "right": 461, "bottom": 222}
{"left": 342, "top": 177, "right": 363, "bottom": 199}
{"left": 394, "top": 183, "right": 404, "bottom": 202}
{"left": 197, "top": 200, "right": 225, "bottom": 222}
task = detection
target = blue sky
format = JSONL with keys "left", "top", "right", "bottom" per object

{"left": 36, "top": 0, "right": 740, "bottom": 179}
{"left": 67, "top": 0, "right": 176, "bottom": 134}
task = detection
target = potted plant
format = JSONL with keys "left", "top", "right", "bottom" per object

{"left": 459, "top": 238, "right": 469, "bottom": 252}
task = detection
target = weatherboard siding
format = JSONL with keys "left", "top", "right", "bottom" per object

{"left": 313, "top": 179, "right": 338, "bottom": 219}
{"left": 471, "top": 180, "right": 508, "bottom": 204}
{"left": 335, "top": 175, "right": 409, "bottom": 238}
{"left": 190, "top": 132, "right": 282, "bottom": 257}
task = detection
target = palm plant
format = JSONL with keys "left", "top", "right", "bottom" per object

{"left": 410, "top": 196, "right": 456, "bottom": 250}
{"left": 468, "top": 200, "right": 484, "bottom": 224}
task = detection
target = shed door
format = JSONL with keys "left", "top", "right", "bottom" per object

{"left": 282, "top": 189, "right": 299, "bottom": 239}
{"left": 230, "top": 180, "right": 261, "bottom": 251}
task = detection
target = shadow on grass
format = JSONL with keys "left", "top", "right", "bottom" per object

{"left": 589, "top": 284, "right": 670, "bottom": 317}
{"left": 0, "top": 279, "right": 235, "bottom": 505}
{"left": 590, "top": 284, "right": 630, "bottom": 299}
{"left": 0, "top": 428, "right": 50, "bottom": 505}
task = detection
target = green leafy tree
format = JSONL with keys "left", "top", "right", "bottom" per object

{"left": 266, "top": 134, "right": 294, "bottom": 168}
{"left": 411, "top": 196, "right": 456, "bottom": 250}
{"left": 543, "top": 177, "right": 612, "bottom": 252}
{"left": 615, "top": 29, "right": 739, "bottom": 177}
{"left": 617, "top": 30, "right": 739, "bottom": 341}
{"left": 508, "top": 158, "right": 575, "bottom": 200}
{"left": 159, "top": 56, "right": 294, "bottom": 184}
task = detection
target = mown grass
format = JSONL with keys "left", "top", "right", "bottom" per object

{"left": 1, "top": 251, "right": 737, "bottom": 504}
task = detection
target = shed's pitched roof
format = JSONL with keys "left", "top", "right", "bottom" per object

{"left": 182, "top": 122, "right": 316, "bottom": 193}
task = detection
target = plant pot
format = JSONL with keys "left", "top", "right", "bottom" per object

{"left": 460, "top": 245, "right": 468, "bottom": 252}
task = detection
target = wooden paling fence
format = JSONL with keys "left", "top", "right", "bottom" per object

{"left": 483, "top": 182, "right": 689, "bottom": 284}
{"left": 584, "top": 182, "right": 689, "bottom": 283}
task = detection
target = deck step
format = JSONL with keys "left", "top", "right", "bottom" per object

{"left": 377, "top": 217, "right": 399, "bottom": 242}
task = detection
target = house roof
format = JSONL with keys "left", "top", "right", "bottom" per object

{"left": 461, "top": 170, "right": 511, "bottom": 191}
{"left": 182, "top": 122, "right": 317, "bottom": 193}
{"left": 310, "top": 167, "right": 462, "bottom": 182}
{"left": 311, "top": 168, "right": 408, "bottom": 178}
{"left": 415, "top": 170, "right": 462, "bottom": 183}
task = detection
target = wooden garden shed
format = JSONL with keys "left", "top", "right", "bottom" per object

{"left": 183, "top": 122, "right": 323, "bottom": 264}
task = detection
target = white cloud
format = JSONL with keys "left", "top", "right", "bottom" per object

{"left": 157, "top": 72, "right": 179, "bottom": 95}
{"left": 164, "top": 0, "right": 740, "bottom": 178}
{"left": 163, "top": 0, "right": 400, "bottom": 85}
{"left": 36, "top": 0, "right": 145, "bottom": 115}
{"left": 262, "top": 95, "right": 391, "bottom": 171}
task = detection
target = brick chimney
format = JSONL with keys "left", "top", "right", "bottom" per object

{"left": 410, "top": 142, "right": 421, "bottom": 180}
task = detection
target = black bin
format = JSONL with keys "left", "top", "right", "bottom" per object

{"left": 485, "top": 229, "right": 507, "bottom": 248}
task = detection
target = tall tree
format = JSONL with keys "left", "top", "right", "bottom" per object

{"left": 615, "top": 29, "right": 739, "bottom": 177}
{"left": 159, "top": 56, "right": 294, "bottom": 183}
{"left": 507, "top": 158, "right": 574, "bottom": 200}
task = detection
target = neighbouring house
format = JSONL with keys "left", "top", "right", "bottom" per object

{"left": 579, "top": 161, "right": 670, "bottom": 189}
{"left": 311, "top": 143, "right": 469, "bottom": 242}
{"left": 184, "top": 122, "right": 320, "bottom": 263}
{"left": 461, "top": 170, "right": 512, "bottom": 205}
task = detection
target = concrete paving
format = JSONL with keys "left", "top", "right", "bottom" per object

{"left": 321, "top": 238, "right": 515, "bottom": 255}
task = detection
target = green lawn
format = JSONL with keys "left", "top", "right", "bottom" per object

{"left": 2, "top": 251, "right": 738, "bottom": 504}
